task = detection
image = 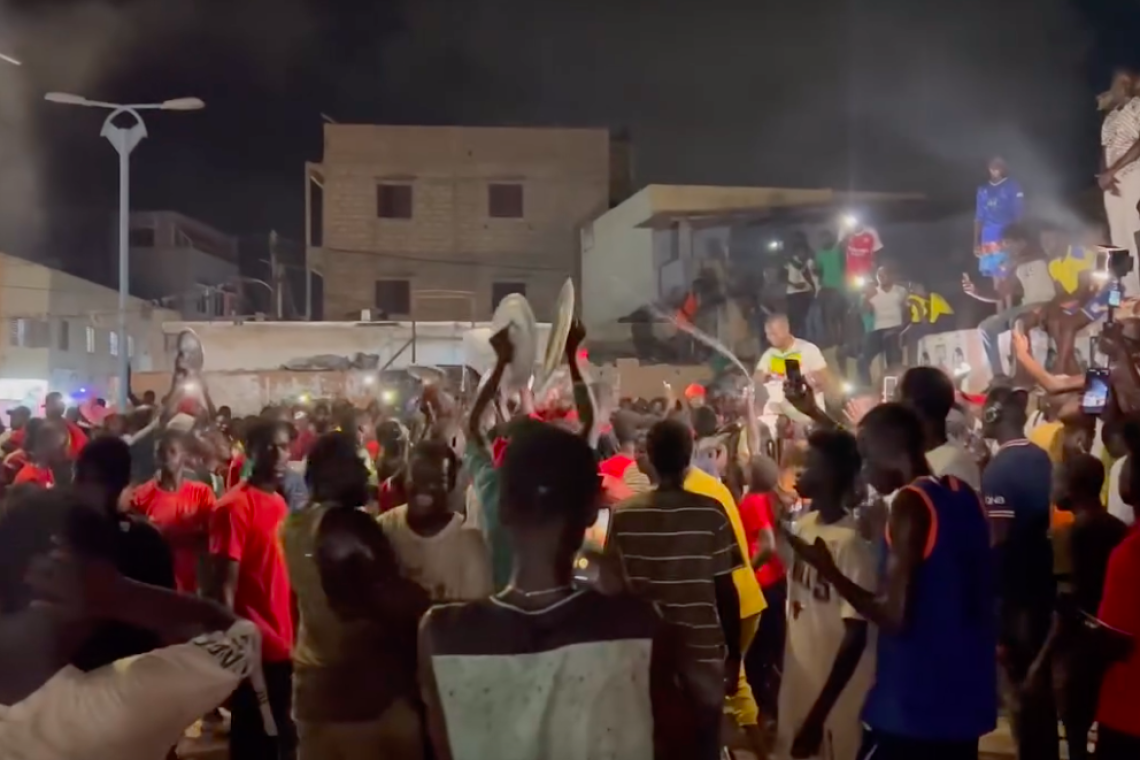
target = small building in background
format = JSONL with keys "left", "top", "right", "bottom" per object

{"left": 0, "top": 252, "right": 178, "bottom": 410}
{"left": 126, "top": 211, "right": 241, "bottom": 319}
{"left": 579, "top": 184, "right": 962, "bottom": 359}
{"left": 306, "top": 124, "right": 611, "bottom": 322}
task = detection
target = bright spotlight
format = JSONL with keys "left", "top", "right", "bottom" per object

{"left": 841, "top": 213, "right": 859, "bottom": 229}
{"left": 841, "top": 381, "right": 854, "bottom": 395}
{"left": 767, "top": 239, "right": 782, "bottom": 251}
{"left": 363, "top": 374, "right": 376, "bottom": 386}
{"left": 298, "top": 393, "right": 311, "bottom": 404}
{"left": 381, "top": 389, "right": 397, "bottom": 404}
{"left": 852, "top": 275, "right": 867, "bottom": 289}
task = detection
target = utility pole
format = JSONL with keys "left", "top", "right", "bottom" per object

{"left": 269, "top": 229, "right": 284, "bottom": 320}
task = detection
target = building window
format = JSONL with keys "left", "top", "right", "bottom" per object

{"left": 376, "top": 184, "right": 413, "bottom": 219}
{"left": 129, "top": 227, "right": 156, "bottom": 247}
{"left": 86, "top": 326, "right": 96, "bottom": 353}
{"left": 58, "top": 320, "right": 70, "bottom": 351}
{"left": 109, "top": 332, "right": 119, "bottom": 357}
{"left": 374, "top": 279, "right": 411, "bottom": 316}
{"left": 488, "top": 183, "right": 524, "bottom": 218}
{"left": 9, "top": 318, "right": 24, "bottom": 347}
{"left": 491, "top": 282, "right": 527, "bottom": 310}
{"left": 12, "top": 319, "right": 50, "bottom": 349}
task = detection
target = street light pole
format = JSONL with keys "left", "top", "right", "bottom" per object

{"left": 44, "top": 93, "right": 204, "bottom": 410}
{"left": 102, "top": 109, "right": 146, "bottom": 412}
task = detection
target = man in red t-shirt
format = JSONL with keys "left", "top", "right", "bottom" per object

{"left": 130, "top": 430, "right": 216, "bottom": 593}
{"left": 1094, "top": 469, "right": 1140, "bottom": 759}
{"left": 8, "top": 393, "right": 88, "bottom": 460}
{"left": 206, "top": 419, "right": 297, "bottom": 757}
{"left": 737, "top": 456, "right": 787, "bottom": 718}
{"left": 12, "top": 419, "right": 68, "bottom": 488}
{"left": 842, "top": 222, "right": 884, "bottom": 287}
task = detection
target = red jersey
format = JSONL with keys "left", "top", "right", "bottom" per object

{"left": 845, "top": 228, "right": 882, "bottom": 279}
{"left": 8, "top": 420, "right": 87, "bottom": 460}
{"left": 291, "top": 430, "right": 317, "bottom": 462}
{"left": 131, "top": 479, "right": 216, "bottom": 594}
{"left": 737, "top": 492, "right": 785, "bottom": 588}
{"left": 12, "top": 463, "right": 53, "bottom": 488}
{"left": 208, "top": 483, "right": 294, "bottom": 662}
{"left": 1096, "top": 528, "right": 1140, "bottom": 737}
{"left": 599, "top": 454, "right": 635, "bottom": 479}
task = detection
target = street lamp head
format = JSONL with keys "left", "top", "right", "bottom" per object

{"left": 160, "top": 97, "right": 205, "bottom": 111}
{"left": 44, "top": 92, "right": 90, "bottom": 106}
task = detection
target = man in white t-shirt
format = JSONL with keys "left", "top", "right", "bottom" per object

{"left": 857, "top": 266, "right": 908, "bottom": 387}
{"left": 965, "top": 224, "right": 1059, "bottom": 376}
{"left": 755, "top": 314, "right": 830, "bottom": 415}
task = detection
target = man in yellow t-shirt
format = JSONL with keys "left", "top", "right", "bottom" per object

{"left": 684, "top": 466, "right": 768, "bottom": 737}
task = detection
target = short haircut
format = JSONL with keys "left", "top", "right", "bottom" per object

{"left": 807, "top": 428, "right": 862, "bottom": 489}
{"left": 899, "top": 366, "right": 956, "bottom": 422}
{"left": 246, "top": 419, "right": 287, "bottom": 458}
{"left": 0, "top": 488, "right": 117, "bottom": 613}
{"left": 501, "top": 422, "right": 599, "bottom": 526}
{"left": 1060, "top": 453, "right": 1105, "bottom": 500}
{"left": 765, "top": 313, "right": 789, "bottom": 327}
{"left": 75, "top": 436, "right": 132, "bottom": 495}
{"left": 305, "top": 430, "right": 362, "bottom": 491}
{"left": 410, "top": 438, "right": 460, "bottom": 491}
{"left": 646, "top": 418, "right": 694, "bottom": 479}
{"left": 692, "top": 406, "right": 719, "bottom": 439}
{"left": 984, "top": 386, "right": 1030, "bottom": 423}
{"left": 859, "top": 402, "right": 927, "bottom": 460}
{"left": 155, "top": 428, "right": 189, "bottom": 454}
{"left": 611, "top": 411, "right": 638, "bottom": 447}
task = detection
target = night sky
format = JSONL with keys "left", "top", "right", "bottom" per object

{"left": 0, "top": 0, "right": 1138, "bottom": 257}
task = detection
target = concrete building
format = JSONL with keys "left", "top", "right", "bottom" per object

{"left": 127, "top": 211, "right": 241, "bottom": 319}
{"left": 0, "top": 253, "right": 179, "bottom": 409}
{"left": 306, "top": 125, "right": 610, "bottom": 322}
{"left": 580, "top": 184, "right": 930, "bottom": 349}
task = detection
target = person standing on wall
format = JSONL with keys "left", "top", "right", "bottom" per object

{"left": 1099, "top": 67, "right": 1140, "bottom": 296}
{"left": 974, "top": 156, "right": 1025, "bottom": 286}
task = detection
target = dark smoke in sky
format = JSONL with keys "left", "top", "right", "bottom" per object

{"left": 0, "top": 0, "right": 1134, "bottom": 251}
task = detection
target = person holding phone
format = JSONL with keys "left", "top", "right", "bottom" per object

{"left": 755, "top": 313, "right": 831, "bottom": 416}
{"left": 785, "top": 403, "right": 996, "bottom": 760}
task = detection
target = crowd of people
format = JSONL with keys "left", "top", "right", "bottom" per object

{"left": 0, "top": 309, "right": 1136, "bottom": 760}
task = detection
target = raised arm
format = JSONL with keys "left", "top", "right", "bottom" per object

{"left": 466, "top": 328, "right": 512, "bottom": 452}
{"left": 564, "top": 319, "right": 596, "bottom": 442}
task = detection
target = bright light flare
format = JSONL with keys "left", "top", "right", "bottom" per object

{"left": 841, "top": 213, "right": 859, "bottom": 229}
{"left": 841, "top": 381, "right": 854, "bottom": 395}
{"left": 297, "top": 393, "right": 311, "bottom": 404}
{"left": 363, "top": 374, "right": 376, "bottom": 386}
{"left": 767, "top": 239, "right": 782, "bottom": 251}
{"left": 381, "top": 389, "right": 397, "bottom": 404}
{"left": 852, "top": 275, "right": 867, "bottom": 289}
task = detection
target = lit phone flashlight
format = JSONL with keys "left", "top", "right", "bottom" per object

{"left": 852, "top": 275, "right": 867, "bottom": 289}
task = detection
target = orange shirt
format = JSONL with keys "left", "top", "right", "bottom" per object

{"left": 131, "top": 479, "right": 216, "bottom": 593}
{"left": 13, "top": 463, "right": 53, "bottom": 487}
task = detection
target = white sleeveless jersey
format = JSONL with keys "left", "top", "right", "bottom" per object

{"left": 776, "top": 512, "right": 877, "bottom": 760}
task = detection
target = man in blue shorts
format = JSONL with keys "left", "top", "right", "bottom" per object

{"left": 975, "top": 156, "right": 1025, "bottom": 282}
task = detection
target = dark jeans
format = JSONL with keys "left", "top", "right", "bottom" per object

{"left": 999, "top": 607, "right": 1060, "bottom": 760}
{"left": 858, "top": 327, "right": 902, "bottom": 386}
{"left": 1097, "top": 727, "right": 1140, "bottom": 759}
{"left": 786, "top": 292, "right": 813, "bottom": 337}
{"left": 856, "top": 727, "right": 978, "bottom": 760}
{"left": 231, "top": 660, "right": 298, "bottom": 760}
{"left": 744, "top": 577, "right": 786, "bottom": 721}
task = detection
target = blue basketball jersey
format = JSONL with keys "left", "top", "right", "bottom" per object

{"left": 861, "top": 475, "right": 998, "bottom": 741}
